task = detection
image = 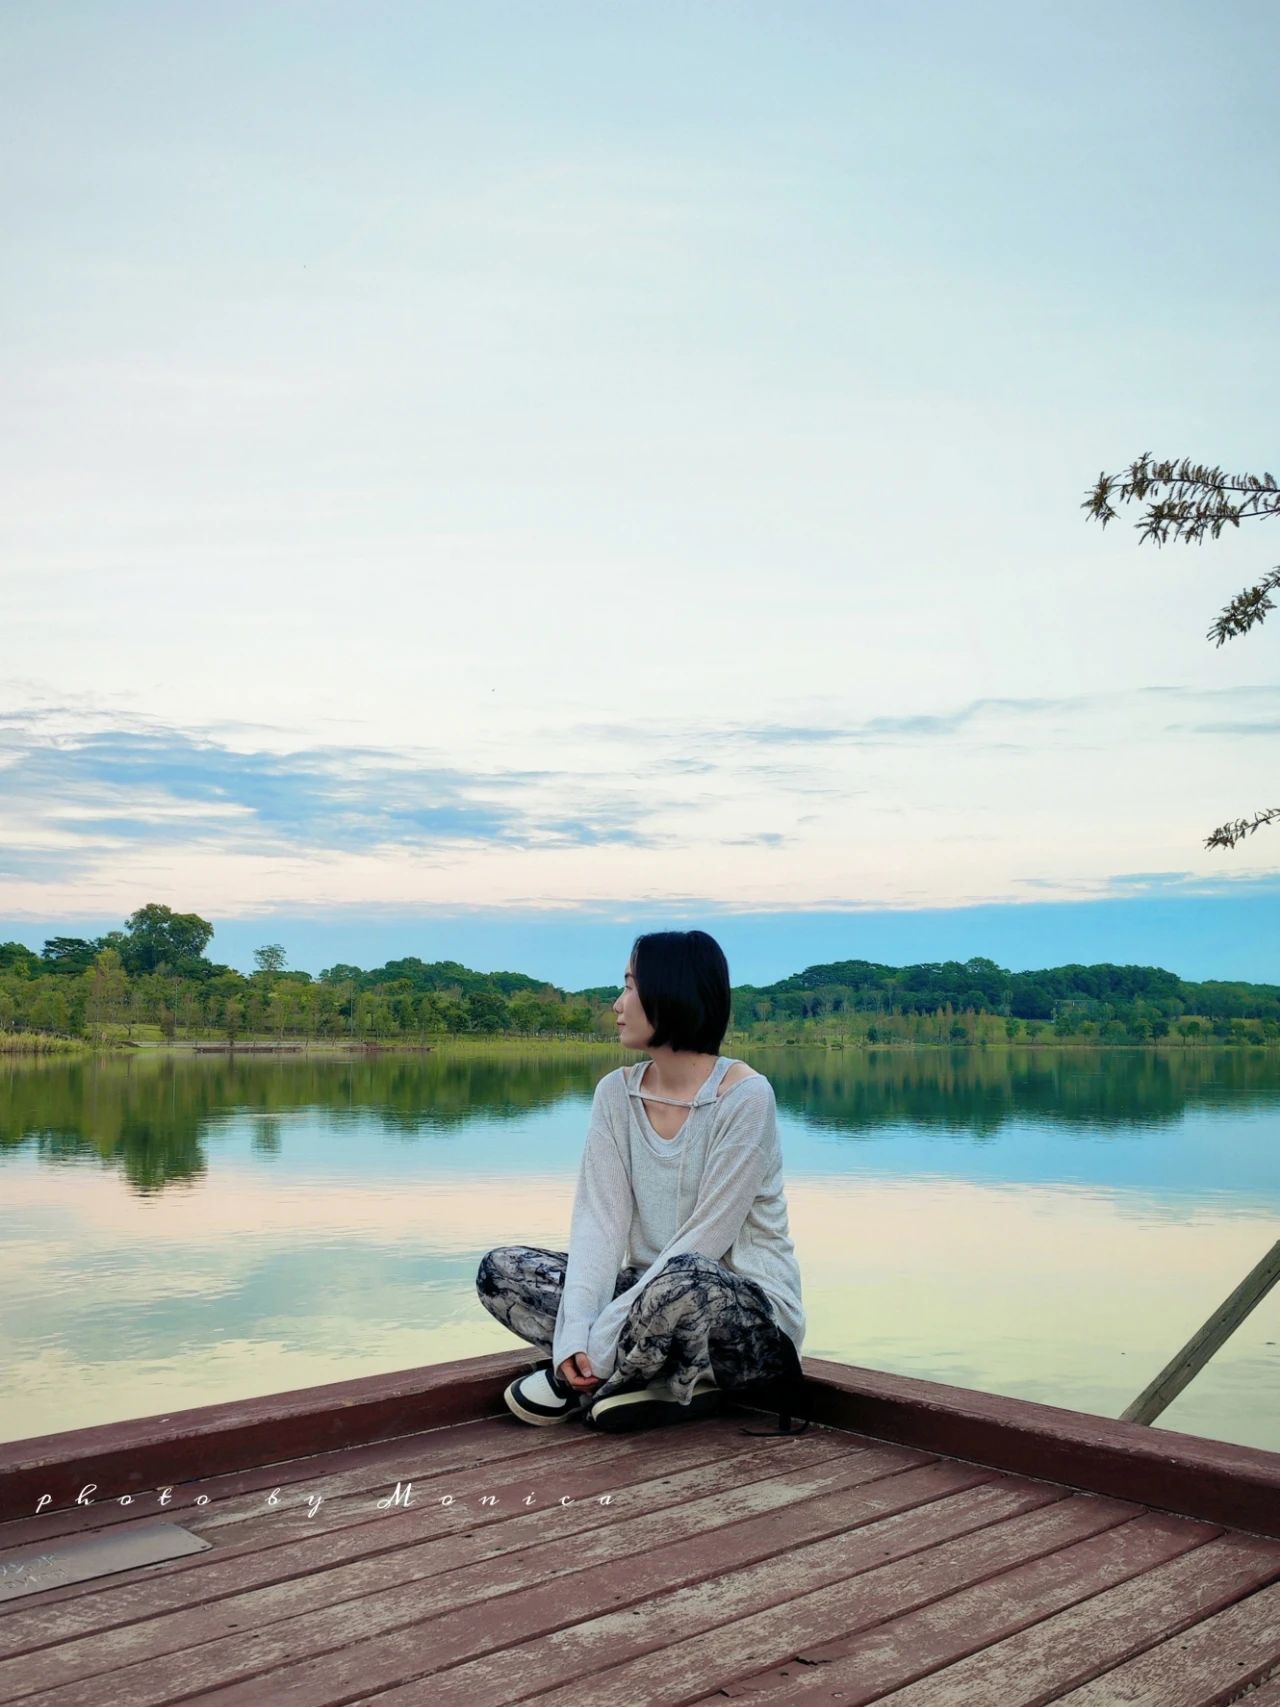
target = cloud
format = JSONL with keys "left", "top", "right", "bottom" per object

{"left": 0, "top": 712, "right": 667, "bottom": 860}
{"left": 1140, "top": 684, "right": 1280, "bottom": 700}
{"left": 1167, "top": 720, "right": 1280, "bottom": 736}
{"left": 0, "top": 845, "right": 105, "bottom": 882}
{"left": 573, "top": 693, "right": 1098, "bottom": 750}
{"left": 1013, "top": 869, "right": 1280, "bottom": 901}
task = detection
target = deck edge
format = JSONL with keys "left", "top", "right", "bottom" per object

{"left": 798, "top": 1357, "right": 1280, "bottom": 1538}
{"left": 0, "top": 1349, "right": 535, "bottom": 1520}
{"left": 5, "top": 1351, "right": 1277, "bottom": 1538}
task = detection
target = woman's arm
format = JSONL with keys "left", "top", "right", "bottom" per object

{"left": 551, "top": 1078, "right": 633, "bottom": 1378}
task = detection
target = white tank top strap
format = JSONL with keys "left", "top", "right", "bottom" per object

{"left": 629, "top": 1055, "right": 735, "bottom": 1107}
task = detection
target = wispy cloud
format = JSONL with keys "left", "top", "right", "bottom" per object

{"left": 573, "top": 694, "right": 1100, "bottom": 750}
{"left": 0, "top": 713, "right": 665, "bottom": 858}
{"left": 1167, "top": 720, "right": 1280, "bottom": 737}
{"left": 1012, "top": 869, "right": 1280, "bottom": 901}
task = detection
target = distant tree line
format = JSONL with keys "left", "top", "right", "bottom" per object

{"left": 729, "top": 956, "right": 1279, "bottom": 1047}
{"left": 0, "top": 912, "right": 1276, "bottom": 1048}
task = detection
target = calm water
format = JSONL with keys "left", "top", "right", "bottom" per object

{"left": 1, "top": 1045, "right": 1277, "bottom": 1452}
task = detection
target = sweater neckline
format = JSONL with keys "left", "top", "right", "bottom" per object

{"left": 628, "top": 1055, "right": 735, "bottom": 1146}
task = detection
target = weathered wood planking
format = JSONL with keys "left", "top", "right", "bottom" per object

{"left": 1048, "top": 1583, "right": 1280, "bottom": 1706}
{"left": 5, "top": 1351, "right": 1276, "bottom": 1538}
{"left": 695, "top": 1510, "right": 1223, "bottom": 1706}
{"left": 2, "top": 1352, "right": 1277, "bottom": 1707}
{"left": 535, "top": 1508, "right": 1167, "bottom": 1707}
{"left": 0, "top": 1427, "right": 887, "bottom": 1692}
{"left": 1, "top": 1453, "right": 1020, "bottom": 1706}
{"left": 799, "top": 1358, "right": 1280, "bottom": 1540}
{"left": 858, "top": 1534, "right": 1280, "bottom": 1705}
{"left": 276, "top": 1477, "right": 1064, "bottom": 1707}
{"left": 0, "top": 1409, "right": 587, "bottom": 1558}
{"left": 1212, "top": 1668, "right": 1280, "bottom": 1706}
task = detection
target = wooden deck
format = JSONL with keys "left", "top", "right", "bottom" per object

{"left": 1, "top": 1351, "right": 1278, "bottom": 1705}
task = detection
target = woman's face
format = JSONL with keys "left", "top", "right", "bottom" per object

{"left": 614, "top": 960, "right": 654, "bottom": 1048}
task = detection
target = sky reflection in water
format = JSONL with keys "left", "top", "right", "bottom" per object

{"left": 0, "top": 1046, "right": 1276, "bottom": 1452}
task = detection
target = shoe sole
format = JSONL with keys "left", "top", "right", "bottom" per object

{"left": 584, "top": 1387, "right": 721, "bottom": 1434}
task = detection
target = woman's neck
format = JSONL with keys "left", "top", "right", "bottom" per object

{"left": 642, "top": 1047, "right": 720, "bottom": 1099}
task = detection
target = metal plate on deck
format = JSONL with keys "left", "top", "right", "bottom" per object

{"left": 0, "top": 1520, "right": 211, "bottom": 1601}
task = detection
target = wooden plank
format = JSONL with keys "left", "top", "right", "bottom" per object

{"left": 312, "top": 1476, "right": 1064, "bottom": 1707}
{"left": 1121, "top": 1239, "right": 1280, "bottom": 1426}
{"left": 67, "top": 1465, "right": 1029, "bottom": 1707}
{"left": 859, "top": 1530, "right": 1280, "bottom": 1705}
{"left": 0, "top": 1411, "right": 591, "bottom": 1554}
{"left": 0, "top": 1428, "right": 855, "bottom": 1656}
{"left": 177, "top": 1415, "right": 744, "bottom": 1544}
{"left": 799, "top": 1357, "right": 1280, "bottom": 1538}
{"left": 1212, "top": 1671, "right": 1280, "bottom": 1705}
{"left": 0, "top": 1423, "right": 863, "bottom": 1652}
{"left": 1048, "top": 1581, "right": 1280, "bottom": 1705}
{"left": 0, "top": 1433, "right": 898, "bottom": 1693}
{"left": 532, "top": 1499, "right": 1169, "bottom": 1707}
{"left": 703, "top": 1509, "right": 1217, "bottom": 1705}
{"left": 0, "top": 1349, "right": 536, "bottom": 1519}
{"left": 0, "top": 1404, "right": 792, "bottom": 1598}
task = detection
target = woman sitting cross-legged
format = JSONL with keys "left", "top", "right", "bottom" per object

{"left": 476, "top": 928, "right": 808, "bottom": 1435}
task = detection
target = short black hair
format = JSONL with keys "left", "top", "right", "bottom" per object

{"left": 628, "top": 930, "right": 731, "bottom": 1054}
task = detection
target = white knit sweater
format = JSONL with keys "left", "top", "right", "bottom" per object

{"left": 551, "top": 1057, "right": 805, "bottom": 1380}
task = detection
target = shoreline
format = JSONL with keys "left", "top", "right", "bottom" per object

{"left": 1, "top": 1032, "right": 1277, "bottom": 1058}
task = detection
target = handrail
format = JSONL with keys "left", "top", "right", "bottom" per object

{"left": 1121, "top": 1238, "right": 1280, "bottom": 1425}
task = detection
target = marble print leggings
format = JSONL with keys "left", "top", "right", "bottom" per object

{"left": 475, "top": 1244, "right": 794, "bottom": 1408}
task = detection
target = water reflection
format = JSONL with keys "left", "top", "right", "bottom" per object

{"left": 0, "top": 1047, "right": 618, "bottom": 1191}
{"left": 3, "top": 1046, "right": 1279, "bottom": 1193}
{"left": 0, "top": 1045, "right": 1276, "bottom": 1456}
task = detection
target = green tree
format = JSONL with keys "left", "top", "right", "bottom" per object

{"left": 0, "top": 941, "right": 39, "bottom": 976}
{"left": 123, "top": 904, "right": 214, "bottom": 974}
{"left": 28, "top": 985, "right": 72, "bottom": 1034}
{"left": 84, "top": 948, "right": 129, "bottom": 1040}
{"left": 253, "top": 943, "right": 287, "bottom": 974}
{"left": 1085, "top": 454, "right": 1278, "bottom": 847}
{"left": 42, "top": 937, "right": 98, "bottom": 975}
{"left": 466, "top": 990, "right": 512, "bottom": 1033}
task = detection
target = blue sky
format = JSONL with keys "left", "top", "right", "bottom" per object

{"left": 2, "top": 1, "right": 1278, "bottom": 986}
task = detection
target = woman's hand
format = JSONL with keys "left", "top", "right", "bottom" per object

{"left": 558, "top": 1352, "right": 600, "bottom": 1393}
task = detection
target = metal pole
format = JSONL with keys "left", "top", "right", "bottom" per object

{"left": 1121, "top": 1239, "right": 1280, "bottom": 1426}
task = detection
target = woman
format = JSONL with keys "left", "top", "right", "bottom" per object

{"left": 476, "top": 929, "right": 808, "bottom": 1435}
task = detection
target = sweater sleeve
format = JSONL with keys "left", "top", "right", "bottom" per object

{"left": 584, "top": 1079, "right": 777, "bottom": 1377}
{"left": 551, "top": 1076, "right": 633, "bottom": 1372}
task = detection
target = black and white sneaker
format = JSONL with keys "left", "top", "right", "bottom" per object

{"left": 503, "top": 1362, "right": 581, "bottom": 1425}
{"left": 584, "top": 1373, "right": 720, "bottom": 1434}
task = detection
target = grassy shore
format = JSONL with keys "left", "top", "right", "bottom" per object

{"left": 2, "top": 1027, "right": 1275, "bottom": 1056}
{"left": 0, "top": 1033, "right": 90, "bottom": 1055}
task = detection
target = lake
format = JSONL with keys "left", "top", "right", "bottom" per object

{"left": 1, "top": 1044, "right": 1277, "bottom": 1453}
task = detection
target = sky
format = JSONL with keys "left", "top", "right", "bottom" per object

{"left": 2, "top": 1, "right": 1278, "bottom": 988}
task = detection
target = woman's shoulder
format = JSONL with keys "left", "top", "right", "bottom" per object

{"left": 595, "top": 1065, "right": 633, "bottom": 1102}
{"left": 716, "top": 1061, "right": 774, "bottom": 1113}
{"left": 717, "top": 1059, "right": 761, "bottom": 1096}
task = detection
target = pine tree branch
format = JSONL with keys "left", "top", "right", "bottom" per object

{"left": 1205, "top": 808, "right": 1280, "bottom": 850}
{"left": 1083, "top": 454, "right": 1280, "bottom": 545}
{"left": 1208, "top": 568, "right": 1280, "bottom": 646}
{"left": 1084, "top": 453, "right": 1277, "bottom": 850}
